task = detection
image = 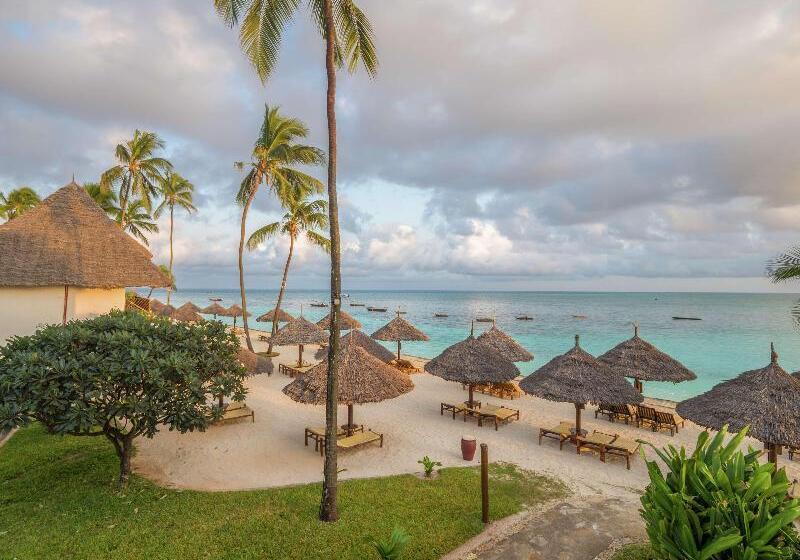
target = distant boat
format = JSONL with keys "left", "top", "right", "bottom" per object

{"left": 367, "top": 306, "right": 387, "bottom": 312}
{"left": 573, "top": 315, "right": 588, "bottom": 320}
{"left": 397, "top": 310, "right": 407, "bottom": 315}
{"left": 475, "top": 317, "right": 493, "bottom": 323}
{"left": 434, "top": 313, "right": 448, "bottom": 318}
{"left": 673, "top": 316, "right": 701, "bottom": 321}
{"left": 310, "top": 302, "right": 328, "bottom": 308}
{"left": 516, "top": 315, "right": 533, "bottom": 321}
{"left": 350, "top": 302, "right": 365, "bottom": 307}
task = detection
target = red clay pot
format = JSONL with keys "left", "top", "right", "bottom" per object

{"left": 461, "top": 435, "right": 476, "bottom": 461}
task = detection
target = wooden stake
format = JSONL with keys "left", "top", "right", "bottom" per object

{"left": 480, "top": 443, "right": 489, "bottom": 524}
{"left": 62, "top": 285, "right": 69, "bottom": 325}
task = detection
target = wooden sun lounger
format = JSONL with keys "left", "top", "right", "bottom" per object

{"left": 305, "top": 425, "right": 364, "bottom": 453}
{"left": 441, "top": 402, "right": 474, "bottom": 420}
{"left": 539, "top": 421, "right": 574, "bottom": 449}
{"left": 605, "top": 436, "right": 641, "bottom": 470}
{"left": 576, "top": 431, "right": 617, "bottom": 461}
{"left": 637, "top": 405, "right": 683, "bottom": 436}
{"left": 320, "top": 430, "right": 383, "bottom": 453}
{"left": 595, "top": 403, "right": 635, "bottom": 424}
{"left": 478, "top": 404, "right": 521, "bottom": 430}
{"left": 217, "top": 401, "right": 254, "bottom": 424}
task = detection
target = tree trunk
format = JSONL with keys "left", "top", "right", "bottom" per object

{"left": 239, "top": 190, "right": 256, "bottom": 351}
{"left": 167, "top": 205, "right": 174, "bottom": 305}
{"left": 118, "top": 175, "right": 131, "bottom": 229}
{"left": 108, "top": 433, "right": 135, "bottom": 488}
{"left": 320, "top": 0, "right": 340, "bottom": 523}
{"left": 267, "top": 234, "right": 295, "bottom": 354}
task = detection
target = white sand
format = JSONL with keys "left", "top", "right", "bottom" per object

{"left": 134, "top": 332, "right": 800, "bottom": 500}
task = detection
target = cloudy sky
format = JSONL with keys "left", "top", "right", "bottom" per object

{"left": 2, "top": 1, "right": 800, "bottom": 292}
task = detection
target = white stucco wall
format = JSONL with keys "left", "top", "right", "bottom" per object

{"left": 0, "top": 286, "right": 125, "bottom": 345}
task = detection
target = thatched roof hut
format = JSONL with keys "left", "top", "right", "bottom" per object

{"left": 171, "top": 303, "right": 203, "bottom": 322}
{"left": 0, "top": 182, "right": 170, "bottom": 289}
{"left": 271, "top": 317, "right": 328, "bottom": 366}
{"left": 314, "top": 329, "right": 396, "bottom": 363}
{"left": 520, "top": 335, "right": 642, "bottom": 434}
{"left": 677, "top": 345, "right": 800, "bottom": 463}
{"left": 201, "top": 302, "right": 227, "bottom": 318}
{"left": 425, "top": 334, "right": 519, "bottom": 406}
{"left": 237, "top": 347, "right": 273, "bottom": 375}
{"left": 256, "top": 308, "right": 295, "bottom": 323}
{"left": 476, "top": 325, "right": 533, "bottom": 362}
{"left": 599, "top": 325, "right": 695, "bottom": 392}
{"left": 316, "top": 310, "right": 362, "bottom": 331}
{"left": 372, "top": 316, "right": 429, "bottom": 361}
{"left": 284, "top": 342, "right": 413, "bottom": 433}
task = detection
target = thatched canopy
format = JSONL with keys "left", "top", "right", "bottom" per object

{"left": 256, "top": 308, "right": 295, "bottom": 323}
{"left": 372, "top": 317, "right": 429, "bottom": 342}
{"left": 599, "top": 326, "right": 696, "bottom": 383}
{"left": 155, "top": 304, "right": 175, "bottom": 317}
{"left": 201, "top": 302, "right": 227, "bottom": 316}
{"left": 476, "top": 325, "right": 533, "bottom": 362}
{"left": 0, "top": 182, "right": 170, "bottom": 288}
{"left": 171, "top": 303, "right": 203, "bottom": 322}
{"left": 180, "top": 301, "right": 202, "bottom": 313}
{"left": 283, "top": 343, "right": 413, "bottom": 405}
{"left": 237, "top": 347, "right": 273, "bottom": 375}
{"left": 520, "top": 335, "right": 643, "bottom": 406}
{"left": 677, "top": 346, "right": 800, "bottom": 448}
{"left": 270, "top": 316, "right": 328, "bottom": 346}
{"left": 424, "top": 336, "right": 519, "bottom": 384}
{"left": 314, "top": 329, "right": 395, "bottom": 363}
{"left": 149, "top": 299, "right": 165, "bottom": 313}
{"left": 222, "top": 304, "right": 250, "bottom": 318}
{"left": 316, "top": 311, "right": 362, "bottom": 331}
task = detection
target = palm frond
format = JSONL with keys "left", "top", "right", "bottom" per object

{"left": 305, "top": 230, "right": 331, "bottom": 253}
{"left": 246, "top": 221, "right": 281, "bottom": 250}
{"left": 334, "top": 0, "right": 378, "bottom": 76}
{"left": 767, "top": 246, "right": 800, "bottom": 283}
{"left": 238, "top": 0, "right": 301, "bottom": 83}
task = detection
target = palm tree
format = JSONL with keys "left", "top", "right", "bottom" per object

{"left": 101, "top": 130, "right": 172, "bottom": 226}
{"left": 0, "top": 187, "right": 41, "bottom": 221}
{"left": 154, "top": 173, "right": 196, "bottom": 305}
{"left": 112, "top": 198, "right": 159, "bottom": 245}
{"left": 147, "top": 264, "right": 175, "bottom": 299}
{"left": 768, "top": 246, "right": 800, "bottom": 283}
{"left": 235, "top": 105, "right": 325, "bottom": 352}
{"left": 84, "top": 182, "right": 119, "bottom": 217}
{"left": 248, "top": 196, "right": 329, "bottom": 353}
{"left": 215, "top": 0, "right": 377, "bottom": 522}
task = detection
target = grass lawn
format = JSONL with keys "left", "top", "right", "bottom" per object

{"left": 0, "top": 425, "right": 568, "bottom": 559}
{"left": 611, "top": 543, "right": 656, "bottom": 559}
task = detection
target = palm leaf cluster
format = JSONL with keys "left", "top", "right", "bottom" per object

{"left": 0, "top": 187, "right": 41, "bottom": 221}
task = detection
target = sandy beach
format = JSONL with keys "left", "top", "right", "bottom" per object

{"left": 133, "top": 330, "right": 800, "bottom": 503}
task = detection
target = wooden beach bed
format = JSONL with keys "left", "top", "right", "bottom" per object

{"left": 595, "top": 403, "right": 635, "bottom": 424}
{"left": 538, "top": 421, "right": 574, "bottom": 449}
{"left": 576, "top": 430, "right": 642, "bottom": 470}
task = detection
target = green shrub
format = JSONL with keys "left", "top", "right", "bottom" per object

{"left": 418, "top": 455, "right": 442, "bottom": 477}
{"left": 640, "top": 425, "right": 800, "bottom": 559}
{"left": 0, "top": 310, "right": 248, "bottom": 487}
{"left": 372, "top": 527, "right": 409, "bottom": 559}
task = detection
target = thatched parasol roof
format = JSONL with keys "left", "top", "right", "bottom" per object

{"left": 599, "top": 326, "right": 696, "bottom": 383}
{"left": 256, "top": 308, "right": 295, "bottom": 323}
{"left": 201, "top": 302, "right": 227, "bottom": 316}
{"left": 270, "top": 316, "right": 328, "bottom": 346}
{"left": 372, "top": 317, "right": 429, "bottom": 342}
{"left": 149, "top": 299, "right": 165, "bottom": 313}
{"left": 314, "top": 329, "right": 395, "bottom": 363}
{"left": 171, "top": 303, "right": 203, "bottom": 322}
{"left": 221, "top": 304, "right": 250, "bottom": 318}
{"left": 237, "top": 347, "right": 273, "bottom": 375}
{"left": 0, "top": 182, "right": 170, "bottom": 288}
{"left": 520, "top": 335, "right": 643, "bottom": 405}
{"left": 424, "top": 336, "right": 520, "bottom": 384}
{"left": 677, "top": 345, "right": 800, "bottom": 447}
{"left": 316, "top": 310, "right": 362, "bottom": 330}
{"left": 179, "top": 301, "right": 202, "bottom": 313}
{"left": 283, "top": 343, "right": 413, "bottom": 405}
{"left": 155, "top": 303, "right": 176, "bottom": 317}
{"left": 476, "top": 325, "right": 533, "bottom": 362}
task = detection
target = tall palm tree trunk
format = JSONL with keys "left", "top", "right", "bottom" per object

{"left": 167, "top": 205, "right": 174, "bottom": 305}
{"left": 239, "top": 191, "right": 256, "bottom": 352}
{"left": 267, "top": 235, "right": 295, "bottom": 354}
{"left": 320, "top": 0, "right": 340, "bottom": 523}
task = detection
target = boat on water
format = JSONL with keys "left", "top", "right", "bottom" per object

{"left": 573, "top": 315, "right": 588, "bottom": 320}
{"left": 516, "top": 315, "right": 533, "bottom": 321}
{"left": 349, "top": 302, "right": 365, "bottom": 307}
{"left": 475, "top": 317, "right": 493, "bottom": 323}
{"left": 673, "top": 316, "right": 701, "bottom": 321}
{"left": 434, "top": 313, "right": 448, "bottom": 318}
{"left": 367, "top": 306, "right": 387, "bottom": 312}
{"left": 310, "top": 301, "right": 328, "bottom": 308}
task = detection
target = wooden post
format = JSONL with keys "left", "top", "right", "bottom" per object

{"left": 298, "top": 344, "right": 304, "bottom": 367}
{"left": 480, "top": 443, "right": 489, "bottom": 524}
{"left": 62, "top": 285, "right": 69, "bottom": 325}
{"left": 575, "top": 403, "right": 584, "bottom": 436}
{"left": 468, "top": 385, "right": 475, "bottom": 408}
{"left": 347, "top": 404, "right": 354, "bottom": 436}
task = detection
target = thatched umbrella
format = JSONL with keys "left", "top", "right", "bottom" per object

{"left": 270, "top": 316, "right": 328, "bottom": 366}
{"left": 256, "top": 308, "right": 295, "bottom": 324}
{"left": 222, "top": 304, "right": 250, "bottom": 329}
{"left": 317, "top": 310, "right": 362, "bottom": 331}
{"left": 476, "top": 324, "right": 534, "bottom": 362}
{"left": 180, "top": 301, "right": 203, "bottom": 313}
{"left": 171, "top": 302, "right": 203, "bottom": 322}
{"left": 238, "top": 347, "right": 273, "bottom": 376}
{"left": 677, "top": 344, "right": 800, "bottom": 464}
{"left": 149, "top": 299, "right": 165, "bottom": 314}
{"left": 202, "top": 302, "right": 227, "bottom": 320}
{"left": 424, "top": 330, "right": 519, "bottom": 407}
{"left": 519, "top": 335, "right": 643, "bottom": 436}
{"left": 599, "top": 325, "right": 696, "bottom": 393}
{"left": 314, "top": 329, "right": 396, "bottom": 363}
{"left": 155, "top": 303, "right": 176, "bottom": 318}
{"left": 284, "top": 342, "right": 414, "bottom": 435}
{"left": 372, "top": 313, "right": 430, "bottom": 361}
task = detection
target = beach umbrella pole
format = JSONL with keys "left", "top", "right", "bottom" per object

{"left": 575, "top": 403, "right": 585, "bottom": 437}
{"left": 397, "top": 341, "right": 401, "bottom": 362}
{"left": 634, "top": 378, "right": 643, "bottom": 394}
{"left": 468, "top": 385, "right": 475, "bottom": 408}
{"left": 346, "top": 404, "right": 355, "bottom": 436}
{"left": 298, "top": 344, "right": 304, "bottom": 366}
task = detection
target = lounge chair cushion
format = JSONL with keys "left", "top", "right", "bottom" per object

{"left": 337, "top": 430, "right": 382, "bottom": 449}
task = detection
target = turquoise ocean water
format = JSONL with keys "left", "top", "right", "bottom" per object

{"left": 154, "top": 289, "right": 800, "bottom": 402}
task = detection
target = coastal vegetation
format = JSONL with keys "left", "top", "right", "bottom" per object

{"left": 233, "top": 104, "right": 324, "bottom": 352}
{"left": 215, "top": 0, "right": 379, "bottom": 522}
{"left": 0, "top": 186, "right": 40, "bottom": 221}
{"left": 0, "top": 426, "right": 567, "bottom": 559}
{"left": 0, "top": 311, "right": 247, "bottom": 487}
{"left": 248, "top": 193, "right": 330, "bottom": 353}
{"left": 154, "top": 172, "right": 196, "bottom": 304}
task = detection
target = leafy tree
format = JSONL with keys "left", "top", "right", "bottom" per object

{"left": 641, "top": 425, "right": 800, "bottom": 559}
{"left": 248, "top": 195, "right": 329, "bottom": 353}
{"left": 154, "top": 172, "right": 196, "bottom": 305}
{"left": 0, "top": 187, "right": 41, "bottom": 221}
{"left": 84, "top": 181, "right": 119, "bottom": 217}
{"left": 234, "top": 105, "right": 324, "bottom": 351}
{"left": 111, "top": 198, "right": 159, "bottom": 245}
{"left": 100, "top": 130, "right": 172, "bottom": 226}
{"left": 0, "top": 311, "right": 248, "bottom": 487}
{"left": 215, "top": 0, "right": 377, "bottom": 521}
